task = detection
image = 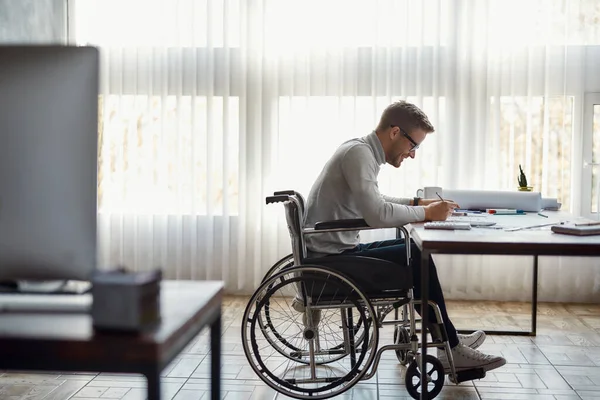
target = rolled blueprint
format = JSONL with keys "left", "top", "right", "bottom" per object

{"left": 443, "top": 189, "right": 543, "bottom": 212}
{"left": 541, "top": 197, "right": 562, "bottom": 210}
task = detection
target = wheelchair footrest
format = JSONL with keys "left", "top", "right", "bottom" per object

{"left": 451, "top": 368, "right": 486, "bottom": 384}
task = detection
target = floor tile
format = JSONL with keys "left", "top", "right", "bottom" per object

{"left": 7, "top": 298, "right": 600, "bottom": 400}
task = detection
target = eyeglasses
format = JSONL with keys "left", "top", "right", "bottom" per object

{"left": 390, "top": 125, "right": 420, "bottom": 151}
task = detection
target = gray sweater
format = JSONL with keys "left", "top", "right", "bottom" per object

{"left": 304, "top": 131, "right": 426, "bottom": 255}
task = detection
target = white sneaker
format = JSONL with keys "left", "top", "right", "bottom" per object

{"left": 291, "top": 296, "right": 305, "bottom": 313}
{"left": 437, "top": 343, "right": 506, "bottom": 373}
{"left": 458, "top": 330, "right": 486, "bottom": 350}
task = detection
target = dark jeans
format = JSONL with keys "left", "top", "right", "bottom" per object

{"left": 341, "top": 239, "right": 459, "bottom": 348}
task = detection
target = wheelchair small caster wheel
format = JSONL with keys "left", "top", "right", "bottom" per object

{"left": 393, "top": 326, "right": 412, "bottom": 365}
{"left": 405, "top": 355, "right": 445, "bottom": 399}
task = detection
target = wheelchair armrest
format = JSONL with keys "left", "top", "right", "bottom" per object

{"left": 314, "top": 218, "right": 369, "bottom": 230}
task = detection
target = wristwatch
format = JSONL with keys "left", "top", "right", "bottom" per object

{"left": 413, "top": 197, "right": 420, "bottom": 206}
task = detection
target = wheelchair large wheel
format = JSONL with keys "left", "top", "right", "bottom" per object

{"left": 405, "top": 355, "right": 445, "bottom": 399}
{"left": 261, "top": 254, "right": 294, "bottom": 283}
{"left": 257, "top": 260, "right": 367, "bottom": 365}
{"left": 242, "top": 265, "right": 379, "bottom": 399}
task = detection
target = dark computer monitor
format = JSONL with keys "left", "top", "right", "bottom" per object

{"left": 0, "top": 45, "right": 99, "bottom": 284}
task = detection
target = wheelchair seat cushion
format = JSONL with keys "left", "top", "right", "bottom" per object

{"left": 303, "top": 255, "right": 413, "bottom": 298}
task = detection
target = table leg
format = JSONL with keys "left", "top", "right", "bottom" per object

{"left": 211, "top": 310, "right": 222, "bottom": 400}
{"left": 146, "top": 371, "right": 161, "bottom": 400}
{"left": 455, "top": 253, "right": 540, "bottom": 337}
{"left": 420, "top": 250, "right": 430, "bottom": 400}
{"left": 532, "top": 255, "right": 538, "bottom": 336}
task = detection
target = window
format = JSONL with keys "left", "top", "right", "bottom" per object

{"left": 275, "top": 96, "right": 445, "bottom": 196}
{"left": 97, "top": 95, "right": 239, "bottom": 215}
{"left": 72, "top": 0, "right": 597, "bottom": 218}
{"left": 492, "top": 96, "right": 574, "bottom": 210}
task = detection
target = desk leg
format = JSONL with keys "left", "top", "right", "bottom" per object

{"left": 146, "top": 371, "right": 161, "bottom": 400}
{"left": 420, "top": 250, "right": 430, "bottom": 400}
{"left": 211, "top": 310, "right": 222, "bottom": 400}
{"left": 454, "top": 253, "right": 540, "bottom": 337}
{"left": 532, "top": 255, "right": 538, "bottom": 336}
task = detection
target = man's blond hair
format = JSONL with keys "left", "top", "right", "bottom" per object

{"left": 376, "top": 101, "right": 435, "bottom": 134}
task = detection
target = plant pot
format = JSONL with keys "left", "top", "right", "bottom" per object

{"left": 518, "top": 186, "right": 533, "bottom": 192}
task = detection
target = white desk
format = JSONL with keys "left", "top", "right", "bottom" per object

{"left": 409, "top": 211, "right": 600, "bottom": 400}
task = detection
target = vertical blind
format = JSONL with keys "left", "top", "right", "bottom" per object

{"left": 70, "top": 0, "right": 600, "bottom": 301}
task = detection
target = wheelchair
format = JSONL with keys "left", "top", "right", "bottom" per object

{"left": 241, "top": 191, "right": 485, "bottom": 399}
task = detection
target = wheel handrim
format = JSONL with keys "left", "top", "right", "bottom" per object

{"left": 241, "top": 266, "right": 379, "bottom": 400}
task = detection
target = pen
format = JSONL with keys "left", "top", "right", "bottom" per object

{"left": 537, "top": 212, "right": 548, "bottom": 218}
{"left": 436, "top": 192, "right": 444, "bottom": 202}
{"left": 505, "top": 221, "right": 565, "bottom": 232}
{"left": 488, "top": 209, "right": 525, "bottom": 215}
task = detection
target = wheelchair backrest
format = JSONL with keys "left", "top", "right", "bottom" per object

{"left": 282, "top": 196, "right": 307, "bottom": 265}
{"left": 266, "top": 191, "right": 307, "bottom": 266}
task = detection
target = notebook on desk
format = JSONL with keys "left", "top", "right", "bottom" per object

{"left": 551, "top": 223, "right": 600, "bottom": 236}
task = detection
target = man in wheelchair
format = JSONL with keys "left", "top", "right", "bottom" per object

{"left": 303, "top": 100, "right": 506, "bottom": 374}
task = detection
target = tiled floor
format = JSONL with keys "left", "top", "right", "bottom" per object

{"left": 2, "top": 297, "right": 600, "bottom": 400}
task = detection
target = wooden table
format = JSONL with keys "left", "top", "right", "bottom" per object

{"left": 0, "top": 280, "right": 223, "bottom": 400}
{"left": 410, "top": 211, "right": 600, "bottom": 399}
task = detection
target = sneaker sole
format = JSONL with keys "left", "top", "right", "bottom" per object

{"left": 439, "top": 355, "right": 506, "bottom": 374}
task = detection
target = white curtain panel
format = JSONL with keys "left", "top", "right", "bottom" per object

{"left": 70, "top": 0, "right": 600, "bottom": 301}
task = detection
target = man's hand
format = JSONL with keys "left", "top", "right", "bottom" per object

{"left": 423, "top": 200, "right": 459, "bottom": 221}
{"left": 419, "top": 198, "right": 459, "bottom": 207}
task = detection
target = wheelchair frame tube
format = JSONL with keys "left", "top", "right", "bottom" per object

{"left": 420, "top": 249, "right": 430, "bottom": 399}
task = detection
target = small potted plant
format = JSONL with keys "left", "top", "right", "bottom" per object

{"left": 517, "top": 164, "right": 533, "bottom": 191}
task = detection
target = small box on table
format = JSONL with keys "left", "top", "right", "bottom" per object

{"left": 91, "top": 269, "right": 162, "bottom": 332}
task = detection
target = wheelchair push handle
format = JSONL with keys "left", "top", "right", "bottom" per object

{"left": 266, "top": 195, "right": 290, "bottom": 204}
{"left": 273, "top": 190, "right": 296, "bottom": 196}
